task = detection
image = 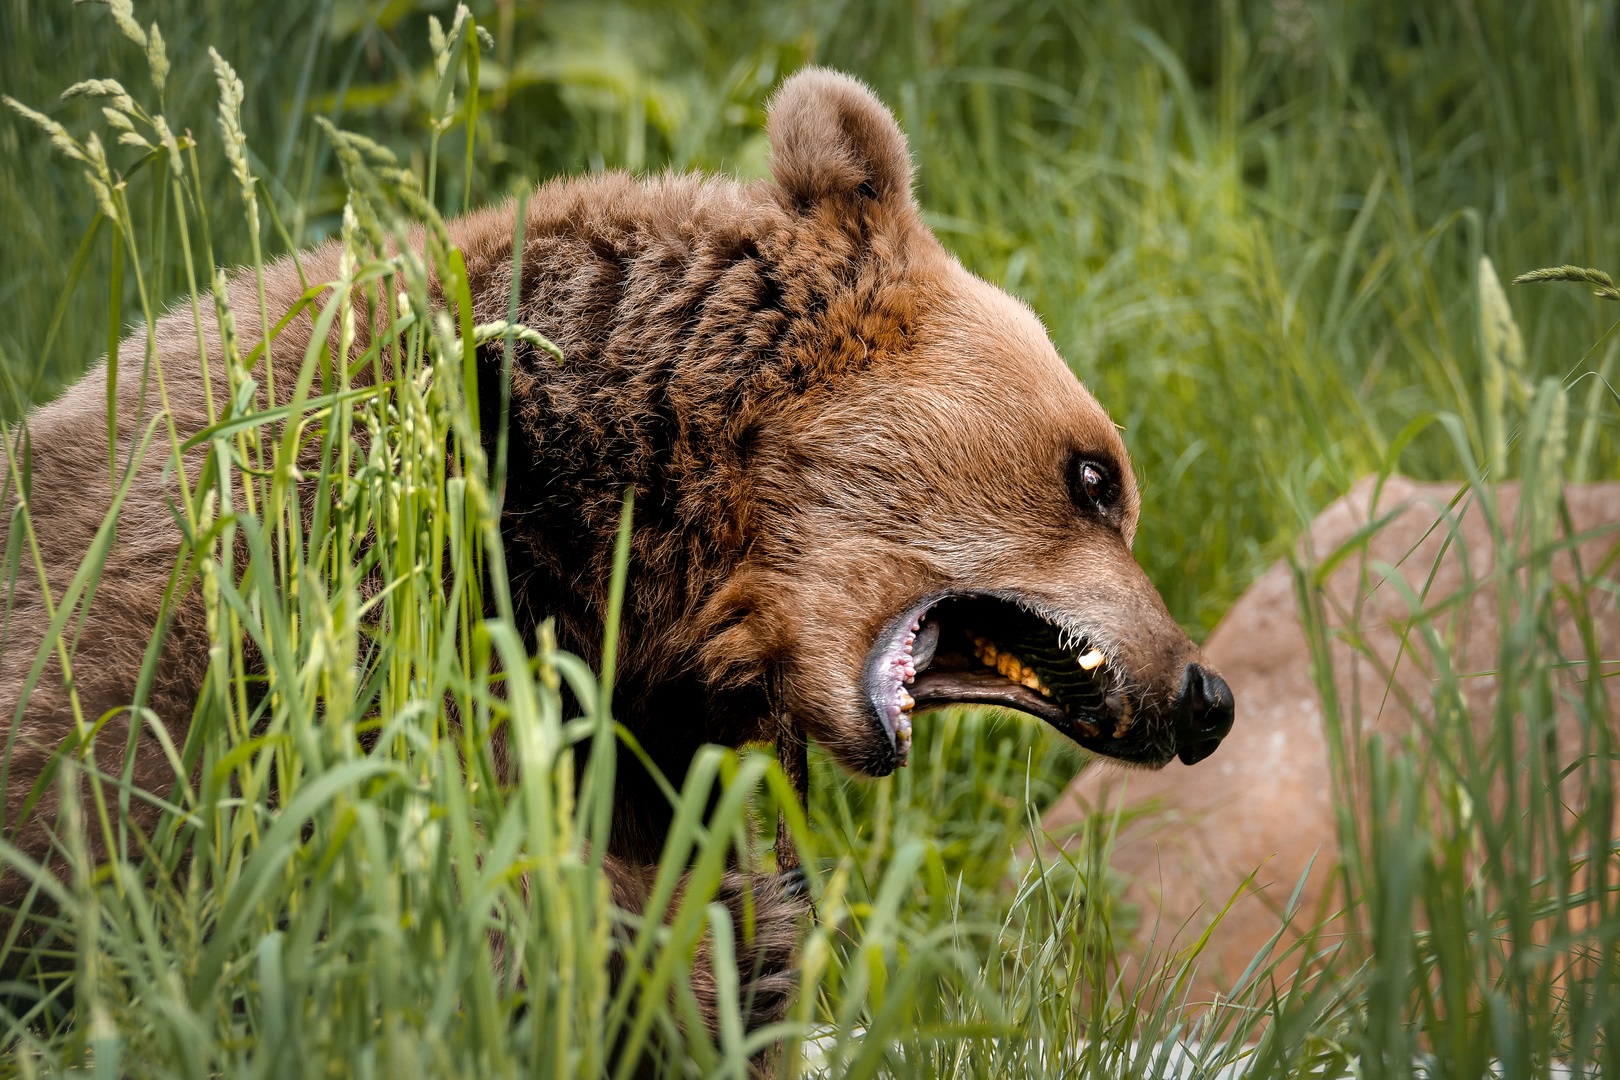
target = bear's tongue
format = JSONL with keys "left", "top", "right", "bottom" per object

{"left": 908, "top": 667, "right": 1067, "bottom": 726}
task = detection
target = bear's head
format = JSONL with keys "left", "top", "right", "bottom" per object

{"left": 684, "top": 69, "right": 1234, "bottom": 777}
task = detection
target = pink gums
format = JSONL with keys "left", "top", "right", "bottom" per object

{"left": 876, "top": 615, "right": 920, "bottom": 765}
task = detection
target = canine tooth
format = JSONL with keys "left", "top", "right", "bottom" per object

{"left": 1078, "top": 649, "right": 1105, "bottom": 671}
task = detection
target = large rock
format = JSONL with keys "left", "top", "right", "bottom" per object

{"left": 1041, "top": 475, "right": 1620, "bottom": 994}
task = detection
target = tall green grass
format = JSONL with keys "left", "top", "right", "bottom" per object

{"left": 0, "top": 0, "right": 1618, "bottom": 1077}
{"left": 1291, "top": 270, "right": 1620, "bottom": 1078}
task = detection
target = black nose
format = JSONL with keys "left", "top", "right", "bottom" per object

{"left": 1171, "top": 662, "right": 1234, "bottom": 766}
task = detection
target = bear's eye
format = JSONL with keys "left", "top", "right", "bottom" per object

{"left": 1072, "top": 458, "right": 1113, "bottom": 513}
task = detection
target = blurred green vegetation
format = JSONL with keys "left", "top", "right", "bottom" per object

{"left": 7, "top": 0, "right": 1618, "bottom": 633}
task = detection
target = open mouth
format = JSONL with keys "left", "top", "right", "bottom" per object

{"left": 864, "top": 591, "right": 1139, "bottom": 767}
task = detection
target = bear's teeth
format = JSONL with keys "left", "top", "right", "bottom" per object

{"left": 1078, "top": 648, "right": 1105, "bottom": 671}
{"left": 1109, "top": 691, "right": 1135, "bottom": 738}
{"left": 968, "top": 634, "right": 1055, "bottom": 697}
{"left": 898, "top": 689, "right": 915, "bottom": 711}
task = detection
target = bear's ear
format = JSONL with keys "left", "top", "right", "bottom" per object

{"left": 766, "top": 67, "right": 914, "bottom": 210}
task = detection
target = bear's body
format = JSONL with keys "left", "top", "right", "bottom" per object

{"left": 0, "top": 69, "right": 1233, "bottom": 1042}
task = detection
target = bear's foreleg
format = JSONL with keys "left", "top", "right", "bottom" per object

{"left": 599, "top": 853, "right": 810, "bottom": 1076}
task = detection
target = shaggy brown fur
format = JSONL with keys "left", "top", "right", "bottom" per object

{"left": 0, "top": 68, "right": 1231, "bottom": 1043}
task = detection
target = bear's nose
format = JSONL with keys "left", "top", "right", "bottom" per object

{"left": 1170, "top": 662, "right": 1234, "bottom": 766}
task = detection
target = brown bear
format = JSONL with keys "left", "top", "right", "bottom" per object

{"left": 0, "top": 68, "right": 1233, "bottom": 1035}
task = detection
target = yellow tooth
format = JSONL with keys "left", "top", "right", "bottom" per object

{"left": 1077, "top": 718, "right": 1101, "bottom": 737}
{"left": 898, "top": 690, "right": 915, "bottom": 711}
{"left": 1078, "top": 649, "right": 1105, "bottom": 671}
{"left": 972, "top": 634, "right": 1056, "bottom": 695}
{"left": 1112, "top": 694, "right": 1135, "bottom": 738}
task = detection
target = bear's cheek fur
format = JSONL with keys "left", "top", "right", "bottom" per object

{"left": 772, "top": 551, "right": 937, "bottom": 774}
{"left": 690, "top": 540, "right": 937, "bottom": 774}
{"left": 701, "top": 388, "right": 1108, "bottom": 774}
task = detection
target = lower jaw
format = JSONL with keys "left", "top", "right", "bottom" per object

{"left": 895, "top": 681, "right": 1174, "bottom": 769}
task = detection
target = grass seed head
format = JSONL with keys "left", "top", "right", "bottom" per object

{"left": 1512, "top": 264, "right": 1620, "bottom": 302}
{"left": 107, "top": 0, "right": 147, "bottom": 48}
{"left": 208, "top": 46, "right": 253, "bottom": 196}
